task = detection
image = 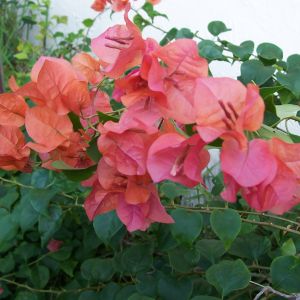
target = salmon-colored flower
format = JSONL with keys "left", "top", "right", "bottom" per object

{"left": 194, "top": 78, "right": 264, "bottom": 144}
{"left": 25, "top": 106, "right": 73, "bottom": 153}
{"left": 117, "top": 186, "right": 174, "bottom": 232}
{"left": 98, "top": 122, "right": 156, "bottom": 176}
{"left": 91, "top": 0, "right": 129, "bottom": 12}
{"left": 72, "top": 52, "right": 103, "bottom": 85}
{"left": 40, "top": 131, "right": 93, "bottom": 170}
{"left": 91, "top": 5, "right": 145, "bottom": 78}
{"left": 0, "top": 93, "right": 28, "bottom": 127}
{"left": 63, "top": 80, "right": 91, "bottom": 115}
{"left": 17, "top": 57, "right": 91, "bottom": 115}
{"left": 91, "top": 0, "right": 107, "bottom": 12}
{"left": 84, "top": 159, "right": 173, "bottom": 231}
{"left": 221, "top": 138, "right": 300, "bottom": 214}
{"left": 110, "top": 0, "right": 129, "bottom": 11}
{"left": 0, "top": 125, "right": 30, "bottom": 171}
{"left": 147, "top": 133, "right": 210, "bottom": 187}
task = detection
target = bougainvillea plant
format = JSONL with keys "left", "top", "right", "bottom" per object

{"left": 0, "top": 1, "right": 300, "bottom": 299}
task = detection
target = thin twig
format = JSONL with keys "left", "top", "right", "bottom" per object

{"left": 251, "top": 281, "right": 300, "bottom": 300}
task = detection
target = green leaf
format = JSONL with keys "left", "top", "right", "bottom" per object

{"left": 228, "top": 233, "right": 271, "bottom": 260}
{"left": 63, "top": 165, "right": 97, "bottom": 182}
{"left": 81, "top": 258, "right": 114, "bottom": 282}
{"left": 278, "top": 88, "right": 296, "bottom": 104}
{"left": 82, "top": 18, "right": 94, "bottom": 28}
{"left": 206, "top": 259, "right": 251, "bottom": 297}
{"left": 93, "top": 211, "right": 123, "bottom": 246}
{"left": 0, "top": 209, "right": 18, "bottom": 244}
{"left": 208, "top": 21, "right": 231, "bottom": 36}
{"left": 136, "top": 272, "right": 160, "bottom": 297}
{"left": 133, "top": 14, "right": 150, "bottom": 31}
{"left": 38, "top": 205, "right": 63, "bottom": 246}
{"left": 239, "top": 215, "right": 259, "bottom": 235}
{"left": 30, "top": 265, "right": 50, "bottom": 288}
{"left": 239, "top": 60, "right": 275, "bottom": 85}
{"left": 258, "top": 124, "right": 292, "bottom": 143}
{"left": 158, "top": 277, "right": 193, "bottom": 300}
{"left": 191, "top": 297, "right": 221, "bottom": 300}
{"left": 0, "top": 186, "right": 18, "bottom": 210}
{"left": 98, "top": 283, "right": 121, "bottom": 300}
{"left": 198, "top": 40, "right": 223, "bottom": 60}
{"left": 87, "top": 138, "right": 102, "bottom": 163}
{"left": 142, "top": 2, "right": 167, "bottom": 22}
{"left": 0, "top": 253, "right": 15, "bottom": 273}
{"left": 276, "top": 104, "right": 299, "bottom": 119}
{"left": 210, "top": 209, "right": 241, "bottom": 249}
{"left": 30, "top": 189, "right": 56, "bottom": 215}
{"left": 15, "top": 292, "right": 38, "bottom": 300}
{"left": 271, "top": 256, "right": 300, "bottom": 293}
{"left": 260, "top": 86, "right": 283, "bottom": 99}
{"left": 176, "top": 28, "right": 194, "bottom": 39}
{"left": 160, "top": 181, "right": 189, "bottom": 200}
{"left": 257, "top": 42, "right": 283, "bottom": 61}
{"left": 98, "top": 111, "right": 119, "bottom": 123}
{"left": 281, "top": 239, "right": 297, "bottom": 256}
{"left": 160, "top": 28, "right": 178, "bottom": 46}
{"left": 128, "top": 294, "right": 155, "bottom": 300}
{"left": 121, "top": 244, "right": 153, "bottom": 273}
{"left": 277, "top": 69, "right": 300, "bottom": 98}
{"left": 287, "top": 54, "right": 300, "bottom": 72}
{"left": 14, "top": 52, "right": 28, "bottom": 60}
{"left": 68, "top": 112, "right": 83, "bottom": 131}
{"left": 168, "top": 245, "right": 200, "bottom": 272}
{"left": 60, "top": 260, "right": 78, "bottom": 277}
{"left": 170, "top": 209, "right": 203, "bottom": 245}
{"left": 196, "top": 239, "right": 226, "bottom": 264}
{"left": 227, "top": 41, "right": 254, "bottom": 60}
{"left": 79, "top": 291, "right": 100, "bottom": 300}
{"left": 22, "top": 16, "right": 37, "bottom": 25}
{"left": 30, "top": 169, "right": 52, "bottom": 189}
{"left": 115, "top": 285, "right": 136, "bottom": 300}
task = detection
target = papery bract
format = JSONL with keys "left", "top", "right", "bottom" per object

{"left": 63, "top": 80, "right": 91, "bottom": 115}
{"left": 154, "top": 39, "right": 208, "bottom": 79}
{"left": 41, "top": 132, "right": 93, "bottom": 170}
{"left": 25, "top": 106, "right": 73, "bottom": 153}
{"left": 8, "top": 76, "right": 19, "bottom": 92}
{"left": 72, "top": 52, "right": 103, "bottom": 84}
{"left": 195, "top": 78, "right": 264, "bottom": 144}
{"left": 91, "top": 5, "right": 145, "bottom": 78}
{"left": 147, "top": 133, "right": 210, "bottom": 187}
{"left": 221, "top": 138, "right": 277, "bottom": 187}
{"left": 98, "top": 122, "right": 156, "bottom": 176}
{"left": 0, "top": 93, "right": 27, "bottom": 127}
{"left": 17, "top": 58, "right": 80, "bottom": 115}
{"left": 221, "top": 138, "right": 300, "bottom": 214}
{"left": 110, "top": 0, "right": 129, "bottom": 11}
{"left": 0, "top": 125, "right": 30, "bottom": 171}
{"left": 116, "top": 186, "right": 173, "bottom": 232}
{"left": 91, "top": 0, "right": 107, "bottom": 11}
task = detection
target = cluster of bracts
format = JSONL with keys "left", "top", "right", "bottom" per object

{"left": 1, "top": 3, "right": 300, "bottom": 231}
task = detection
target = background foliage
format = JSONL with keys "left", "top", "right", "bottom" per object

{"left": 0, "top": 1, "right": 300, "bottom": 299}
